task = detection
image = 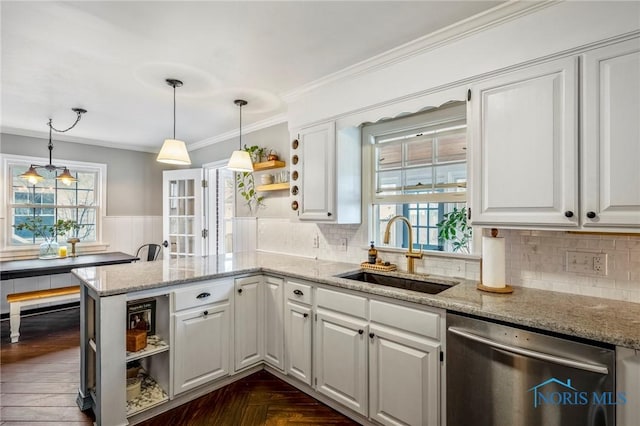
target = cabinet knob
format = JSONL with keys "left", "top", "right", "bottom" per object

{"left": 586, "top": 211, "right": 597, "bottom": 219}
{"left": 303, "top": 313, "right": 309, "bottom": 318}
{"left": 369, "top": 332, "right": 375, "bottom": 339}
{"left": 358, "top": 329, "right": 364, "bottom": 335}
{"left": 293, "top": 289, "right": 303, "bottom": 296}
{"left": 203, "top": 310, "right": 208, "bottom": 316}
{"left": 564, "top": 211, "right": 574, "bottom": 218}
{"left": 327, "top": 212, "right": 332, "bottom": 217}
{"left": 238, "top": 288, "right": 243, "bottom": 294}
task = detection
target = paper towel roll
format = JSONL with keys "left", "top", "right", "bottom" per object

{"left": 482, "top": 236, "right": 506, "bottom": 288}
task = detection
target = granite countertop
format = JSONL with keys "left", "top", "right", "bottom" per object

{"left": 72, "top": 251, "right": 640, "bottom": 350}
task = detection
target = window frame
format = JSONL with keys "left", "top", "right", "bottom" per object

{"left": 1, "top": 153, "right": 107, "bottom": 253}
{"left": 362, "top": 103, "right": 475, "bottom": 255}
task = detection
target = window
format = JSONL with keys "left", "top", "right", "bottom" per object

{"left": 363, "top": 103, "right": 470, "bottom": 253}
{"left": 4, "top": 155, "right": 105, "bottom": 247}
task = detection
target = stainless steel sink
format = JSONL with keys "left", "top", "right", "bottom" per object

{"left": 337, "top": 271, "right": 456, "bottom": 295}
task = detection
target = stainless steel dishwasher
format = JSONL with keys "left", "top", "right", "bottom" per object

{"left": 447, "top": 313, "right": 615, "bottom": 426}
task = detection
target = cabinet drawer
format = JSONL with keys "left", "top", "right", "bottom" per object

{"left": 316, "top": 287, "right": 367, "bottom": 318}
{"left": 285, "top": 280, "right": 312, "bottom": 305}
{"left": 173, "top": 279, "right": 233, "bottom": 312}
{"left": 370, "top": 300, "right": 440, "bottom": 340}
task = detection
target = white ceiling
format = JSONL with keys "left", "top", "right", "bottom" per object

{"left": 1, "top": 1, "right": 501, "bottom": 153}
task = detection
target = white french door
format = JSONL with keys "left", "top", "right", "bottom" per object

{"left": 162, "top": 169, "right": 205, "bottom": 259}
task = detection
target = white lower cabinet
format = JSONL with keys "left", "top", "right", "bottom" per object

{"left": 285, "top": 299, "right": 313, "bottom": 385}
{"left": 315, "top": 308, "right": 368, "bottom": 415}
{"left": 234, "top": 275, "right": 264, "bottom": 371}
{"left": 284, "top": 279, "right": 314, "bottom": 385}
{"left": 264, "top": 276, "right": 285, "bottom": 370}
{"left": 369, "top": 324, "right": 440, "bottom": 426}
{"left": 173, "top": 302, "right": 231, "bottom": 395}
{"left": 172, "top": 279, "right": 232, "bottom": 396}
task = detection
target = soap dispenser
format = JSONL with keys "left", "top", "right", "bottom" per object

{"left": 368, "top": 241, "right": 378, "bottom": 264}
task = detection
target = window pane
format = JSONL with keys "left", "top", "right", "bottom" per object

{"left": 436, "top": 128, "right": 466, "bottom": 163}
{"left": 405, "top": 166, "right": 433, "bottom": 189}
{"left": 376, "top": 143, "right": 402, "bottom": 170}
{"left": 435, "top": 163, "right": 466, "bottom": 187}
{"left": 405, "top": 135, "right": 433, "bottom": 167}
{"left": 376, "top": 169, "right": 402, "bottom": 195}
{"left": 57, "top": 188, "right": 77, "bottom": 206}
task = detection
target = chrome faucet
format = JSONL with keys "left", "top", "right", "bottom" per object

{"left": 383, "top": 215, "right": 423, "bottom": 274}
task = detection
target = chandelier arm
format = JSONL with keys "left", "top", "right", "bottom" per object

{"left": 48, "top": 108, "right": 86, "bottom": 133}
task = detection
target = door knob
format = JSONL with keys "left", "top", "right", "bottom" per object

{"left": 369, "top": 333, "right": 375, "bottom": 339}
{"left": 303, "top": 313, "right": 309, "bottom": 318}
{"left": 358, "top": 329, "right": 364, "bottom": 335}
{"left": 564, "top": 211, "right": 574, "bottom": 218}
{"left": 238, "top": 288, "right": 243, "bottom": 294}
{"left": 162, "top": 240, "right": 169, "bottom": 248}
{"left": 586, "top": 211, "right": 597, "bottom": 219}
{"left": 203, "top": 310, "right": 208, "bottom": 316}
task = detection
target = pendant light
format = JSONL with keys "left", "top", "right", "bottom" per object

{"left": 226, "top": 99, "right": 253, "bottom": 172}
{"left": 19, "top": 108, "right": 87, "bottom": 186}
{"left": 157, "top": 79, "right": 192, "bottom": 165}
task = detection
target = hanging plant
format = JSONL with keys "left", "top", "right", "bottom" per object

{"left": 436, "top": 206, "right": 472, "bottom": 253}
{"left": 236, "top": 171, "right": 265, "bottom": 213}
{"left": 235, "top": 145, "right": 266, "bottom": 214}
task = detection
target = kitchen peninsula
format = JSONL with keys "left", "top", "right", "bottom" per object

{"left": 73, "top": 252, "right": 640, "bottom": 426}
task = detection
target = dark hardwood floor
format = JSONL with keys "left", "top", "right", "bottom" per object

{"left": 1, "top": 307, "right": 359, "bottom": 425}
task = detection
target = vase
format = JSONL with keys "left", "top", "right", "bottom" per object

{"left": 39, "top": 240, "right": 60, "bottom": 259}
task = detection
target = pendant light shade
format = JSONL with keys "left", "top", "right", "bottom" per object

{"left": 227, "top": 99, "right": 253, "bottom": 172}
{"left": 157, "top": 79, "right": 191, "bottom": 165}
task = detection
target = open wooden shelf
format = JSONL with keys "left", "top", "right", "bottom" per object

{"left": 253, "top": 160, "right": 286, "bottom": 171}
{"left": 256, "top": 182, "right": 290, "bottom": 192}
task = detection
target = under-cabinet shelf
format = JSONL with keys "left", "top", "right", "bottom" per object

{"left": 126, "top": 335, "right": 169, "bottom": 362}
{"left": 256, "top": 182, "right": 290, "bottom": 192}
{"left": 126, "top": 373, "right": 169, "bottom": 417}
{"left": 253, "top": 160, "right": 286, "bottom": 171}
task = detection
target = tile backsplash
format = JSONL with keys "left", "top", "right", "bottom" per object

{"left": 256, "top": 218, "right": 640, "bottom": 303}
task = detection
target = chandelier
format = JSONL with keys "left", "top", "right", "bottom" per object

{"left": 19, "top": 108, "right": 87, "bottom": 185}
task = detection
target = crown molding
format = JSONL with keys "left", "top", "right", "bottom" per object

{"left": 188, "top": 113, "right": 288, "bottom": 151}
{"left": 280, "top": 1, "right": 556, "bottom": 104}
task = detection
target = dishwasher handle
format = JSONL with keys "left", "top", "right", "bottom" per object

{"left": 448, "top": 326, "right": 609, "bottom": 375}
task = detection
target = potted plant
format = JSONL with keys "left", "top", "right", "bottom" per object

{"left": 436, "top": 206, "right": 472, "bottom": 253}
{"left": 14, "top": 217, "right": 81, "bottom": 258}
{"left": 235, "top": 145, "right": 267, "bottom": 214}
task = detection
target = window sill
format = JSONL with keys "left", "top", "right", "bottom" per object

{"left": 0, "top": 242, "right": 111, "bottom": 261}
{"left": 365, "top": 245, "right": 480, "bottom": 261}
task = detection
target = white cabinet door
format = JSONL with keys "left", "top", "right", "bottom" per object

{"left": 296, "top": 122, "right": 336, "bottom": 221}
{"left": 264, "top": 276, "right": 284, "bottom": 370}
{"left": 469, "top": 57, "right": 579, "bottom": 227}
{"left": 234, "top": 276, "right": 264, "bottom": 371}
{"left": 163, "top": 168, "right": 206, "bottom": 258}
{"left": 369, "top": 324, "right": 440, "bottom": 426}
{"left": 284, "top": 300, "right": 313, "bottom": 385}
{"left": 582, "top": 38, "right": 640, "bottom": 228}
{"left": 315, "top": 309, "right": 368, "bottom": 416}
{"left": 173, "top": 303, "right": 230, "bottom": 395}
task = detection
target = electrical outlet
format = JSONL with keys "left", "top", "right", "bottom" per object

{"left": 312, "top": 235, "right": 320, "bottom": 249}
{"left": 339, "top": 238, "right": 348, "bottom": 252}
{"left": 566, "top": 251, "right": 608, "bottom": 276}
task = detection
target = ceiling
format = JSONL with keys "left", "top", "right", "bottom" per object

{"left": 1, "top": 1, "right": 501, "bottom": 153}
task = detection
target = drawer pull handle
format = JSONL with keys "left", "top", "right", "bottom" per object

{"left": 196, "top": 292, "right": 211, "bottom": 299}
{"left": 238, "top": 289, "right": 243, "bottom": 294}
{"left": 358, "top": 329, "right": 364, "bottom": 335}
{"left": 293, "top": 289, "right": 304, "bottom": 296}
{"left": 369, "top": 332, "right": 375, "bottom": 339}
{"left": 303, "top": 313, "right": 309, "bottom": 318}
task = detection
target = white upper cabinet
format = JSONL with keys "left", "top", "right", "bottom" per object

{"left": 469, "top": 56, "right": 579, "bottom": 228}
{"left": 470, "top": 38, "right": 640, "bottom": 231}
{"left": 290, "top": 122, "right": 361, "bottom": 223}
{"left": 582, "top": 38, "right": 640, "bottom": 229}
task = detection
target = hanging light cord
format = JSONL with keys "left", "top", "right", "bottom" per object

{"left": 238, "top": 102, "right": 242, "bottom": 149}
{"left": 173, "top": 83, "right": 176, "bottom": 139}
{"left": 43, "top": 108, "right": 86, "bottom": 169}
